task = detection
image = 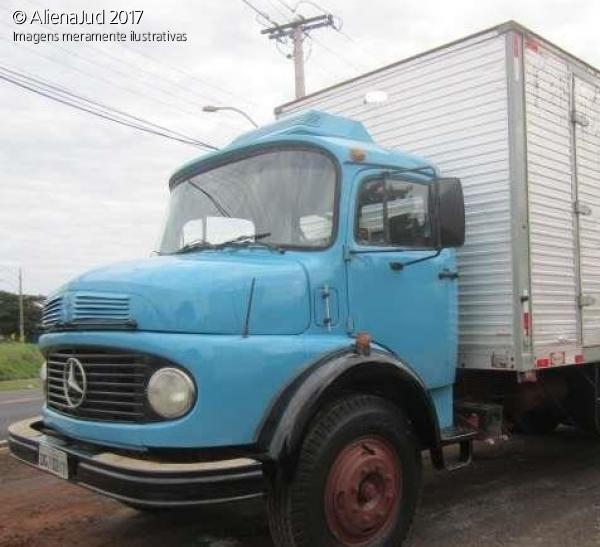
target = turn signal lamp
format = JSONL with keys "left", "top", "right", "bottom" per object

{"left": 350, "top": 148, "right": 366, "bottom": 162}
{"left": 355, "top": 331, "right": 372, "bottom": 356}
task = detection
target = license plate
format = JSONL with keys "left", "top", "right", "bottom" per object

{"left": 38, "top": 443, "right": 69, "bottom": 480}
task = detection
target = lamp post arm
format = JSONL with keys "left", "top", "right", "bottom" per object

{"left": 224, "top": 107, "right": 258, "bottom": 128}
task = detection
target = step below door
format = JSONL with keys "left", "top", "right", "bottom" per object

{"left": 574, "top": 76, "right": 600, "bottom": 347}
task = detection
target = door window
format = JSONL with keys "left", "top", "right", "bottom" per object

{"left": 356, "top": 179, "right": 433, "bottom": 247}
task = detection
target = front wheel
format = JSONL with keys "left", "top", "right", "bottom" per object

{"left": 267, "top": 394, "right": 422, "bottom": 547}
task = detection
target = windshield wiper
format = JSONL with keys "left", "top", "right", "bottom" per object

{"left": 174, "top": 232, "right": 284, "bottom": 255}
{"left": 173, "top": 239, "right": 216, "bottom": 255}
{"left": 213, "top": 232, "right": 285, "bottom": 253}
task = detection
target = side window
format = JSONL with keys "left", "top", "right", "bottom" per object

{"left": 356, "top": 178, "right": 432, "bottom": 247}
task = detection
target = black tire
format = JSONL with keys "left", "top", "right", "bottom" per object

{"left": 564, "top": 370, "right": 600, "bottom": 436}
{"left": 267, "top": 394, "right": 422, "bottom": 547}
{"left": 513, "top": 406, "right": 561, "bottom": 435}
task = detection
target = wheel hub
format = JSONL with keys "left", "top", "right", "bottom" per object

{"left": 324, "top": 436, "right": 402, "bottom": 546}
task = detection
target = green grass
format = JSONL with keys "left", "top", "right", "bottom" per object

{"left": 0, "top": 343, "right": 44, "bottom": 381}
{"left": 0, "top": 378, "right": 41, "bottom": 392}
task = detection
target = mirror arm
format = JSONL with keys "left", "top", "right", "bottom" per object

{"left": 396, "top": 249, "right": 442, "bottom": 270}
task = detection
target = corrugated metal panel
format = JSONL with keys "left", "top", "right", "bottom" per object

{"left": 524, "top": 43, "right": 579, "bottom": 353}
{"left": 574, "top": 77, "right": 600, "bottom": 347}
{"left": 279, "top": 32, "right": 514, "bottom": 369}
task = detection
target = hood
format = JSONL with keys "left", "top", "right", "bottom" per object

{"left": 55, "top": 252, "right": 311, "bottom": 335}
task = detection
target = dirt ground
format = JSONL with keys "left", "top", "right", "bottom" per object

{"left": 2, "top": 427, "right": 600, "bottom": 547}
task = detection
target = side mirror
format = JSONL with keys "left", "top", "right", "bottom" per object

{"left": 434, "top": 178, "right": 465, "bottom": 248}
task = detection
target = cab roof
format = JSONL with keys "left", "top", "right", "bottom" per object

{"left": 169, "top": 110, "right": 433, "bottom": 187}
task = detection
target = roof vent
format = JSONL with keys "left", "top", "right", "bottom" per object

{"left": 230, "top": 110, "right": 373, "bottom": 147}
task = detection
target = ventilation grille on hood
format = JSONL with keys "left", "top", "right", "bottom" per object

{"left": 41, "top": 295, "right": 63, "bottom": 329}
{"left": 72, "top": 293, "right": 131, "bottom": 324}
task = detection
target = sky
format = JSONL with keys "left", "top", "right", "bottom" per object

{"left": 0, "top": 0, "right": 598, "bottom": 296}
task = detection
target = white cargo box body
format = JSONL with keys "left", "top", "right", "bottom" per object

{"left": 276, "top": 22, "right": 600, "bottom": 373}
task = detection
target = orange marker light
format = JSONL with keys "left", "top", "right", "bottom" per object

{"left": 350, "top": 148, "right": 366, "bottom": 162}
{"left": 355, "top": 331, "right": 371, "bottom": 355}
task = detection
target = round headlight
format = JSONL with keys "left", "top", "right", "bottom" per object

{"left": 147, "top": 367, "right": 195, "bottom": 419}
{"left": 40, "top": 361, "right": 47, "bottom": 398}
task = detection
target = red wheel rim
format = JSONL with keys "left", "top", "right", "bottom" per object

{"left": 324, "top": 436, "right": 402, "bottom": 546}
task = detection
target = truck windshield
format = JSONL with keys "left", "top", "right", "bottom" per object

{"left": 159, "top": 149, "right": 337, "bottom": 254}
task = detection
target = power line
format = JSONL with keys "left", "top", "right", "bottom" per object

{"left": 279, "top": 0, "right": 378, "bottom": 65}
{"left": 0, "top": 64, "right": 217, "bottom": 149}
{"left": 270, "top": 1, "right": 345, "bottom": 81}
{"left": 258, "top": 12, "right": 336, "bottom": 98}
{"left": 0, "top": 34, "right": 222, "bottom": 127}
{"left": 0, "top": 25, "right": 250, "bottom": 132}
{"left": 117, "top": 41, "right": 261, "bottom": 110}
{"left": 306, "top": 32, "right": 365, "bottom": 72}
{"left": 1, "top": 73, "right": 210, "bottom": 149}
{"left": 276, "top": 0, "right": 296, "bottom": 13}
{"left": 247, "top": 0, "right": 372, "bottom": 96}
{"left": 0, "top": 66, "right": 218, "bottom": 150}
{"left": 241, "top": 0, "right": 280, "bottom": 27}
{"left": 265, "top": 0, "right": 292, "bottom": 21}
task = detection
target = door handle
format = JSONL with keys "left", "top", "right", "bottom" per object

{"left": 438, "top": 270, "right": 459, "bottom": 280}
{"left": 389, "top": 261, "right": 404, "bottom": 272}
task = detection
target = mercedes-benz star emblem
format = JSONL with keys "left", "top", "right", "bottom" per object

{"left": 63, "top": 357, "right": 87, "bottom": 408}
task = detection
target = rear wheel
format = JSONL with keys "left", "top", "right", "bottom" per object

{"left": 267, "top": 394, "right": 422, "bottom": 547}
{"left": 513, "top": 406, "right": 561, "bottom": 435}
{"left": 564, "top": 368, "right": 600, "bottom": 436}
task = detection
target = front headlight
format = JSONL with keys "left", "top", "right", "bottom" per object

{"left": 147, "top": 367, "right": 195, "bottom": 419}
{"left": 40, "top": 361, "right": 47, "bottom": 399}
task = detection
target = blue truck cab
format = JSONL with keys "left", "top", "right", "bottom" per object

{"left": 9, "top": 111, "right": 467, "bottom": 547}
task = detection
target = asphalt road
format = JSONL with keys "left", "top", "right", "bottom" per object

{"left": 2, "top": 427, "right": 600, "bottom": 546}
{"left": 0, "top": 389, "right": 44, "bottom": 440}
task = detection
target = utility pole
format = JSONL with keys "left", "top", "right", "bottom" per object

{"left": 292, "top": 25, "right": 306, "bottom": 98}
{"left": 18, "top": 267, "right": 24, "bottom": 343}
{"left": 261, "top": 14, "right": 335, "bottom": 99}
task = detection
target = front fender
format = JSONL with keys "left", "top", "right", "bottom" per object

{"left": 256, "top": 348, "right": 441, "bottom": 461}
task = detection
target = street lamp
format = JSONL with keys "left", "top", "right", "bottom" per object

{"left": 202, "top": 105, "right": 259, "bottom": 128}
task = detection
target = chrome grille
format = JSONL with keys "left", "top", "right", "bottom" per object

{"left": 72, "top": 293, "right": 131, "bottom": 323}
{"left": 42, "top": 296, "right": 63, "bottom": 329}
{"left": 46, "top": 349, "right": 149, "bottom": 422}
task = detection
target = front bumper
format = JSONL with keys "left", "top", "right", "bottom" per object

{"left": 8, "top": 417, "right": 266, "bottom": 507}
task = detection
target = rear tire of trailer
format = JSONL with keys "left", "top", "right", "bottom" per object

{"left": 513, "top": 406, "right": 561, "bottom": 435}
{"left": 266, "top": 394, "right": 422, "bottom": 547}
{"left": 564, "top": 368, "right": 600, "bottom": 436}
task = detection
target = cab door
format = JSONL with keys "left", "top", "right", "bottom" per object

{"left": 345, "top": 173, "right": 458, "bottom": 389}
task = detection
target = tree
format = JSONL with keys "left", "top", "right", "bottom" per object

{"left": 0, "top": 291, "right": 45, "bottom": 342}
